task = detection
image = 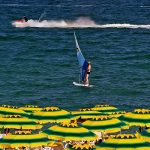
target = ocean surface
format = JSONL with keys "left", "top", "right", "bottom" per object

{"left": 0, "top": 0, "right": 149, "bottom": 111}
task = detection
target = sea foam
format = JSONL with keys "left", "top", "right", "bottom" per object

{"left": 12, "top": 17, "right": 150, "bottom": 29}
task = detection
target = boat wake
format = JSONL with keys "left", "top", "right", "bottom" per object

{"left": 12, "top": 17, "right": 150, "bottom": 29}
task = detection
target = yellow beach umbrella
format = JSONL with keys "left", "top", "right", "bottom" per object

{"left": 19, "top": 105, "right": 43, "bottom": 113}
{"left": 43, "top": 122, "right": 97, "bottom": 141}
{"left": 67, "top": 143, "right": 95, "bottom": 150}
{"left": 119, "top": 109, "right": 150, "bottom": 127}
{"left": 71, "top": 109, "right": 103, "bottom": 119}
{"left": 91, "top": 104, "right": 118, "bottom": 111}
{"left": 82, "top": 116, "right": 129, "bottom": 133}
{"left": 0, "top": 105, "right": 29, "bottom": 117}
{"left": 0, "top": 115, "right": 42, "bottom": 129}
{"left": 91, "top": 104, "right": 125, "bottom": 117}
{"left": 0, "top": 132, "right": 52, "bottom": 149}
{"left": 1, "top": 105, "right": 18, "bottom": 109}
{"left": 29, "top": 107, "right": 78, "bottom": 124}
{"left": 140, "top": 128, "right": 150, "bottom": 142}
{"left": 96, "top": 134, "right": 150, "bottom": 150}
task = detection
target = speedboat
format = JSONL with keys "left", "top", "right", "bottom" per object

{"left": 12, "top": 17, "right": 29, "bottom": 27}
{"left": 14, "top": 16, "right": 28, "bottom": 23}
{"left": 14, "top": 19, "right": 26, "bottom": 23}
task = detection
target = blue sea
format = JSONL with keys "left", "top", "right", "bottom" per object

{"left": 0, "top": 0, "right": 149, "bottom": 111}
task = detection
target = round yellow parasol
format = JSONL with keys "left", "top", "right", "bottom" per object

{"left": 43, "top": 122, "right": 97, "bottom": 141}
{"left": 29, "top": 107, "right": 78, "bottom": 124}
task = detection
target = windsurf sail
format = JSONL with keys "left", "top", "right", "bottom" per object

{"left": 74, "top": 32, "right": 89, "bottom": 82}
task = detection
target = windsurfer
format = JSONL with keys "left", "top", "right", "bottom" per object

{"left": 73, "top": 32, "right": 93, "bottom": 87}
{"left": 84, "top": 62, "right": 91, "bottom": 85}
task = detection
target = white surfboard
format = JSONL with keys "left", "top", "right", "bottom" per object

{"left": 73, "top": 82, "right": 93, "bottom": 87}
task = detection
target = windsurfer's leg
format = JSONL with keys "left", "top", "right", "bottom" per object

{"left": 87, "top": 74, "right": 89, "bottom": 85}
{"left": 84, "top": 74, "right": 89, "bottom": 85}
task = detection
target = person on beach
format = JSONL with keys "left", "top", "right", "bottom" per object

{"left": 4, "top": 128, "right": 10, "bottom": 135}
{"left": 84, "top": 62, "right": 91, "bottom": 85}
{"left": 139, "top": 127, "right": 143, "bottom": 133}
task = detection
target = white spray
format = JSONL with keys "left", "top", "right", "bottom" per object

{"left": 12, "top": 17, "right": 150, "bottom": 29}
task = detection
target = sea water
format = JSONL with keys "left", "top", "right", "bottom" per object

{"left": 0, "top": 0, "right": 149, "bottom": 111}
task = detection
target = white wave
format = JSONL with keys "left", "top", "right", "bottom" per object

{"left": 140, "top": 5, "right": 150, "bottom": 8}
{"left": 98, "top": 24, "right": 150, "bottom": 29}
{"left": 12, "top": 17, "right": 150, "bottom": 29}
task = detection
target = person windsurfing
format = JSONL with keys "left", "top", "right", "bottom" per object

{"left": 73, "top": 32, "right": 92, "bottom": 87}
{"left": 84, "top": 61, "right": 91, "bottom": 85}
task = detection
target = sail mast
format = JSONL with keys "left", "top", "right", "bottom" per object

{"left": 74, "top": 32, "right": 81, "bottom": 83}
{"left": 74, "top": 32, "right": 80, "bottom": 52}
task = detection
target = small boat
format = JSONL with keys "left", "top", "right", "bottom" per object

{"left": 14, "top": 19, "right": 26, "bottom": 23}
{"left": 14, "top": 16, "right": 28, "bottom": 23}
